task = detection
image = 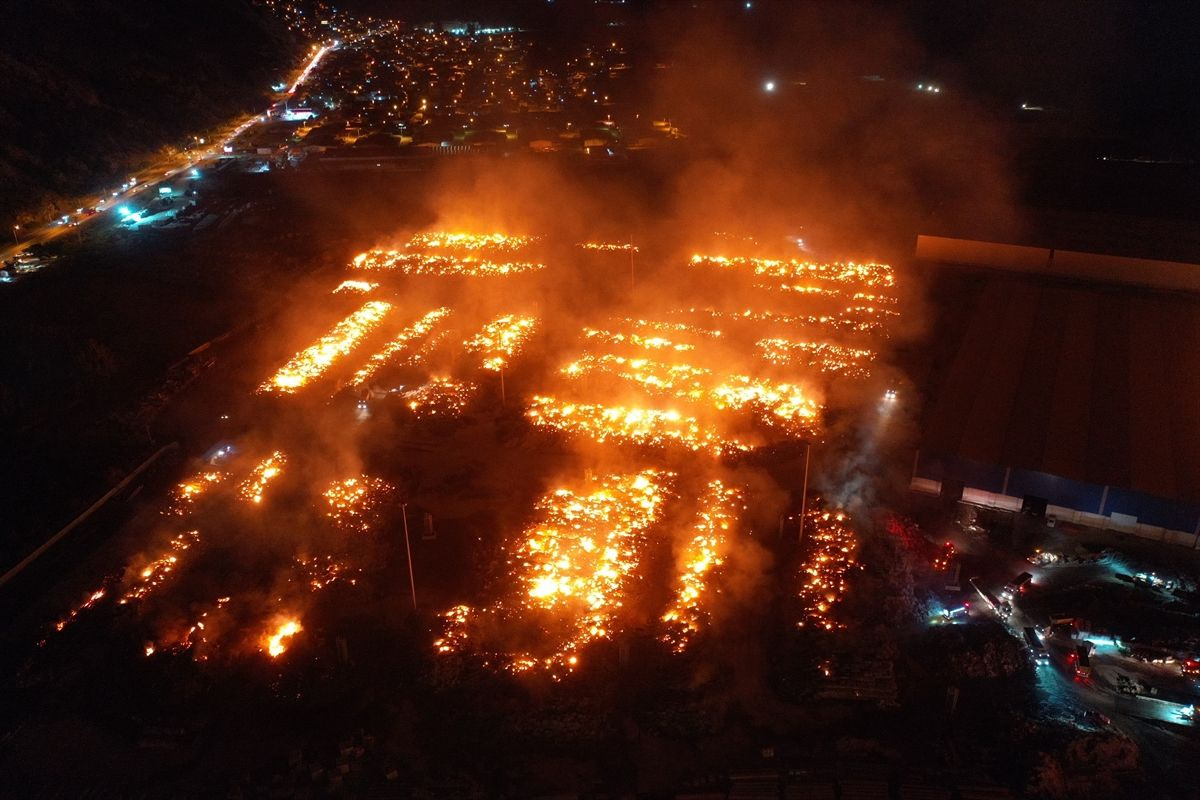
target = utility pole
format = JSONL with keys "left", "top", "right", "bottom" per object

{"left": 798, "top": 441, "right": 811, "bottom": 544}
{"left": 401, "top": 502, "right": 417, "bottom": 610}
{"left": 629, "top": 234, "right": 635, "bottom": 297}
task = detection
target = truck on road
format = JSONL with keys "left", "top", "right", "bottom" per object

{"left": 1023, "top": 627, "right": 1050, "bottom": 665}
{"left": 1075, "top": 644, "right": 1092, "bottom": 679}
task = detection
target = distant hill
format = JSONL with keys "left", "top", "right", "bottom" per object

{"left": 0, "top": 0, "right": 300, "bottom": 224}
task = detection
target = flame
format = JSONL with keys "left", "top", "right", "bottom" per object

{"left": 527, "top": 396, "right": 754, "bottom": 455}
{"left": 435, "top": 469, "right": 670, "bottom": 675}
{"left": 165, "top": 470, "right": 225, "bottom": 516}
{"left": 756, "top": 337, "right": 875, "bottom": 376}
{"left": 238, "top": 451, "right": 286, "bottom": 505}
{"left": 332, "top": 279, "right": 378, "bottom": 294}
{"left": 348, "top": 307, "right": 451, "bottom": 387}
{"left": 661, "top": 480, "right": 745, "bottom": 651}
{"left": 578, "top": 241, "right": 639, "bottom": 252}
{"left": 405, "top": 231, "right": 539, "bottom": 251}
{"left": 260, "top": 300, "right": 393, "bottom": 393}
{"left": 52, "top": 588, "right": 107, "bottom": 633}
{"left": 463, "top": 314, "right": 538, "bottom": 371}
{"left": 264, "top": 618, "right": 302, "bottom": 658}
{"left": 690, "top": 254, "right": 895, "bottom": 289}
{"left": 352, "top": 251, "right": 543, "bottom": 276}
{"left": 323, "top": 476, "right": 394, "bottom": 532}
{"left": 796, "top": 508, "right": 859, "bottom": 630}
{"left": 118, "top": 530, "right": 200, "bottom": 604}
{"left": 403, "top": 376, "right": 477, "bottom": 416}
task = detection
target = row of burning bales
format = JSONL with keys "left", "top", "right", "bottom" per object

{"left": 49, "top": 232, "right": 892, "bottom": 676}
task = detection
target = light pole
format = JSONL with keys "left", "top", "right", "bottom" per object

{"left": 629, "top": 234, "right": 635, "bottom": 296}
{"left": 401, "top": 502, "right": 417, "bottom": 610}
{"left": 11, "top": 225, "right": 18, "bottom": 245}
{"left": 798, "top": 440, "right": 811, "bottom": 543}
{"left": 499, "top": 367, "right": 506, "bottom": 407}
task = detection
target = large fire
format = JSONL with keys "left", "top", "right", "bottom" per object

{"left": 560, "top": 352, "right": 821, "bottom": 436}
{"left": 463, "top": 314, "right": 538, "bottom": 371}
{"left": 661, "top": 479, "right": 745, "bottom": 652}
{"left": 578, "top": 241, "right": 638, "bottom": 252}
{"left": 323, "top": 476, "right": 394, "bottom": 533}
{"left": 404, "top": 231, "right": 539, "bottom": 251}
{"left": 403, "top": 376, "right": 477, "bottom": 416}
{"left": 263, "top": 618, "right": 303, "bottom": 658}
{"left": 348, "top": 307, "right": 452, "bottom": 388}
{"left": 44, "top": 228, "right": 895, "bottom": 678}
{"left": 526, "top": 396, "right": 755, "bottom": 455}
{"left": 689, "top": 254, "right": 896, "bottom": 290}
{"left": 796, "top": 508, "right": 860, "bottom": 631}
{"left": 260, "top": 300, "right": 393, "bottom": 393}
{"left": 755, "top": 338, "right": 876, "bottom": 376}
{"left": 435, "top": 469, "right": 669, "bottom": 676}
{"left": 352, "top": 252, "right": 544, "bottom": 277}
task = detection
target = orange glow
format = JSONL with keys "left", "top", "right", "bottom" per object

{"left": 264, "top": 618, "right": 302, "bottom": 658}
{"left": 260, "top": 301, "right": 393, "bottom": 393}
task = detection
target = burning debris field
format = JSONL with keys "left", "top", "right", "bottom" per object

{"left": 37, "top": 225, "right": 900, "bottom": 673}
{"left": 10, "top": 211, "right": 917, "bottom": 795}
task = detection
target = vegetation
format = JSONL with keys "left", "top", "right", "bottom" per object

{"left": 0, "top": 0, "right": 299, "bottom": 225}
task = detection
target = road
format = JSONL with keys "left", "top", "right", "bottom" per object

{"left": 1, "top": 41, "right": 336, "bottom": 266}
{"left": 962, "top": 567, "right": 1200, "bottom": 776}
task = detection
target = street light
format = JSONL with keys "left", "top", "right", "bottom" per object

{"left": 11, "top": 225, "right": 18, "bottom": 245}
{"left": 763, "top": 80, "right": 776, "bottom": 93}
{"left": 798, "top": 440, "right": 811, "bottom": 543}
{"left": 401, "top": 502, "right": 417, "bottom": 610}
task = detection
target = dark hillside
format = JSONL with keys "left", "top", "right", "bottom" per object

{"left": 0, "top": 0, "right": 300, "bottom": 222}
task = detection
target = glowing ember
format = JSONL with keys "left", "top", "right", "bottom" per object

{"left": 578, "top": 241, "right": 639, "bottom": 252}
{"left": 674, "top": 306, "right": 888, "bottom": 336}
{"left": 405, "top": 231, "right": 538, "bottom": 251}
{"left": 405, "top": 231, "right": 537, "bottom": 250}
{"left": 53, "top": 588, "right": 107, "bottom": 633}
{"left": 352, "top": 251, "right": 544, "bottom": 277}
{"left": 527, "top": 395, "right": 754, "bottom": 455}
{"left": 165, "top": 470, "right": 225, "bottom": 516}
{"left": 583, "top": 327, "right": 695, "bottom": 352}
{"left": 332, "top": 279, "right": 378, "bottom": 294}
{"left": 323, "top": 476, "right": 394, "bottom": 533}
{"left": 238, "top": 451, "right": 286, "bottom": 505}
{"left": 690, "top": 255, "right": 895, "bottom": 289}
{"left": 709, "top": 376, "right": 821, "bottom": 435}
{"left": 435, "top": 469, "right": 670, "bottom": 675}
{"left": 661, "top": 480, "right": 744, "bottom": 651}
{"left": 118, "top": 530, "right": 200, "bottom": 604}
{"left": 796, "top": 508, "right": 859, "bottom": 630}
{"left": 403, "top": 376, "right": 477, "bottom": 416}
{"left": 294, "top": 554, "right": 360, "bottom": 590}
{"left": 348, "top": 307, "right": 451, "bottom": 387}
{"left": 260, "top": 300, "right": 393, "bottom": 393}
{"left": 756, "top": 338, "right": 875, "bottom": 376}
{"left": 620, "top": 317, "right": 723, "bottom": 340}
{"left": 263, "top": 618, "right": 302, "bottom": 658}
{"left": 563, "top": 353, "right": 709, "bottom": 398}
{"left": 463, "top": 314, "right": 537, "bottom": 371}
{"left": 561, "top": 354, "right": 821, "bottom": 437}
